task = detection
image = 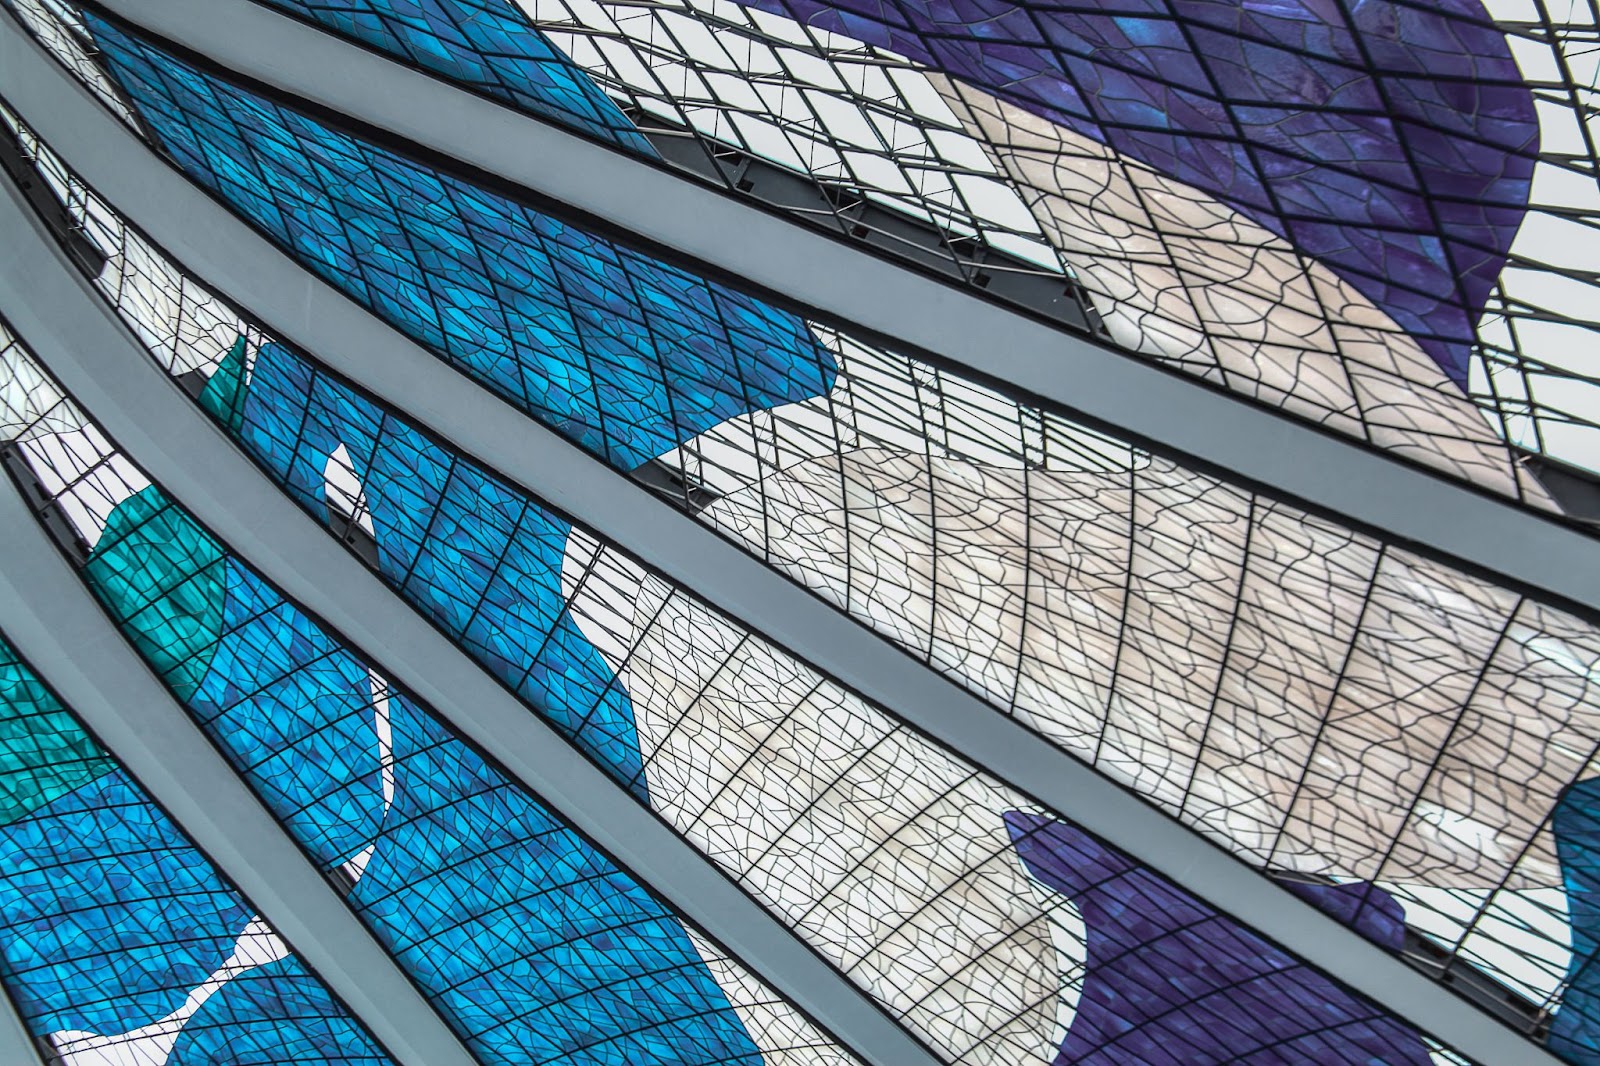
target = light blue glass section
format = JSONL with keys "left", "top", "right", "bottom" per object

{"left": 220, "top": 339, "right": 646, "bottom": 796}
{"left": 81, "top": 485, "right": 226, "bottom": 704}
{"left": 196, "top": 560, "right": 394, "bottom": 870}
{"left": 0, "top": 637, "right": 387, "bottom": 1061}
{"left": 356, "top": 692, "right": 760, "bottom": 1065}
{"left": 254, "top": 0, "right": 656, "bottom": 156}
{"left": 87, "top": 15, "right": 837, "bottom": 472}
{"left": 1552, "top": 778, "right": 1600, "bottom": 1063}
{"left": 168, "top": 957, "right": 392, "bottom": 1065}
{"left": 0, "top": 765, "right": 253, "bottom": 1036}
{"left": 84, "top": 487, "right": 389, "bottom": 870}
{"left": 80, "top": 487, "right": 763, "bottom": 1066}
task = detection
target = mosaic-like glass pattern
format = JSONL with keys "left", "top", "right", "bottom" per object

{"left": 1007, "top": 811, "right": 1437, "bottom": 1064}
{"left": 11, "top": 4, "right": 1600, "bottom": 1057}
{"left": 0, "top": 320, "right": 860, "bottom": 1066}
{"left": 10, "top": 61, "right": 1600, "bottom": 1055}
{"left": 0, "top": 626, "right": 394, "bottom": 1065}
{"left": 84, "top": 12, "right": 837, "bottom": 474}
{"left": 255, "top": 0, "right": 655, "bottom": 154}
{"left": 0, "top": 309, "right": 1478, "bottom": 1066}
{"left": 3, "top": 0, "right": 135, "bottom": 125}
{"left": 201, "top": 0, "right": 1600, "bottom": 506}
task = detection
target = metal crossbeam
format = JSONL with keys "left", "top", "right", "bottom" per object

{"left": 0, "top": 21, "right": 1562, "bottom": 1066}
{"left": 79, "top": 0, "right": 1600, "bottom": 621}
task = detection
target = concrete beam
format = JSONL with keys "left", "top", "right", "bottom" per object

{"left": 0, "top": 24, "right": 1563, "bottom": 1064}
{"left": 0, "top": 148, "right": 943, "bottom": 1066}
{"left": 0, "top": 986, "right": 44, "bottom": 1066}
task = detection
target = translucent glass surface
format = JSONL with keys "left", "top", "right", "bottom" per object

{"left": 8, "top": 3, "right": 1600, "bottom": 1061}
{"left": 11, "top": 58, "right": 1600, "bottom": 1054}
{"left": 241, "top": 0, "right": 1600, "bottom": 498}
{"left": 0, "top": 309, "right": 1474, "bottom": 1063}
{"left": 0, "top": 319, "right": 860, "bottom": 1066}
{"left": 0, "top": 626, "right": 393, "bottom": 1065}
{"left": 85, "top": 12, "right": 837, "bottom": 473}
{"left": 255, "top": 0, "right": 656, "bottom": 154}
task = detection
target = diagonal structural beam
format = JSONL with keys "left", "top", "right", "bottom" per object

{"left": 0, "top": 31, "right": 1563, "bottom": 1066}
{"left": 0, "top": 454, "right": 479, "bottom": 1066}
{"left": 0, "top": 986, "right": 44, "bottom": 1066}
{"left": 77, "top": 0, "right": 1600, "bottom": 620}
{"left": 0, "top": 156, "right": 944, "bottom": 1066}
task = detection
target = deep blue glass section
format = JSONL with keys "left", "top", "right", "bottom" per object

{"left": 87, "top": 15, "right": 837, "bottom": 471}
{"left": 253, "top": 0, "right": 656, "bottom": 156}
{"left": 738, "top": 0, "right": 1536, "bottom": 386}
{"left": 1551, "top": 778, "right": 1600, "bottom": 1064}
{"left": 80, "top": 488, "right": 762, "bottom": 1066}
{"left": 1280, "top": 879, "right": 1408, "bottom": 952}
{"left": 0, "top": 766, "right": 253, "bottom": 1036}
{"left": 218, "top": 339, "right": 646, "bottom": 795}
{"left": 168, "top": 957, "right": 392, "bottom": 1065}
{"left": 1006, "top": 810, "right": 1435, "bottom": 1065}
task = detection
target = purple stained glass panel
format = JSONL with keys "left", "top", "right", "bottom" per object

{"left": 736, "top": 0, "right": 1538, "bottom": 387}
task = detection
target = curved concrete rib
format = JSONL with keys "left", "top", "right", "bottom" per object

{"left": 75, "top": 0, "right": 1600, "bottom": 621}
{"left": 0, "top": 988, "right": 44, "bottom": 1066}
{"left": 0, "top": 26, "right": 1563, "bottom": 1066}
{"left": 0, "top": 148, "right": 943, "bottom": 1066}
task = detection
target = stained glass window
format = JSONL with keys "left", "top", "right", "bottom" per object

{"left": 0, "top": 318, "right": 861, "bottom": 1066}
{"left": 235, "top": 0, "right": 1600, "bottom": 505}
{"left": 255, "top": 0, "right": 655, "bottom": 154}
{"left": 84, "top": 11, "right": 837, "bottom": 474}
{"left": 0, "top": 306, "right": 1473, "bottom": 1066}
{"left": 8, "top": 69, "right": 1600, "bottom": 1058}
{"left": 0, "top": 628, "right": 394, "bottom": 1065}
{"left": 6, "top": 0, "right": 1600, "bottom": 1062}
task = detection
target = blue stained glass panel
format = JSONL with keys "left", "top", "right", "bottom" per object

{"left": 0, "top": 636, "right": 113, "bottom": 825}
{"left": 1280, "top": 879, "right": 1408, "bottom": 953}
{"left": 86, "top": 14, "right": 838, "bottom": 472}
{"left": 196, "top": 563, "right": 395, "bottom": 870}
{"left": 0, "top": 636, "right": 390, "bottom": 1061}
{"left": 85, "top": 488, "right": 391, "bottom": 870}
{"left": 80, "top": 487, "right": 763, "bottom": 1066}
{"left": 1551, "top": 779, "right": 1600, "bottom": 1064}
{"left": 181, "top": 333, "right": 1485, "bottom": 1065}
{"left": 734, "top": 0, "right": 1537, "bottom": 387}
{"left": 254, "top": 0, "right": 656, "bottom": 155}
{"left": 167, "top": 957, "right": 395, "bottom": 1065}
{"left": 216, "top": 338, "right": 647, "bottom": 795}
{"left": 353, "top": 692, "right": 759, "bottom": 1065}
{"left": 0, "top": 765, "right": 253, "bottom": 1036}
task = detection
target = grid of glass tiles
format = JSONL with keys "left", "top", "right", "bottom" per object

{"left": 0, "top": 297, "right": 1484, "bottom": 1065}
{"left": 13, "top": 9, "right": 1600, "bottom": 1035}
{"left": 5, "top": 1, "right": 1600, "bottom": 1063}
{"left": 10, "top": 17, "right": 1600, "bottom": 1047}
{"left": 0, "top": 317, "right": 864, "bottom": 1066}
{"left": 242, "top": 0, "right": 1600, "bottom": 501}
{"left": 0, "top": 623, "right": 394, "bottom": 1065}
